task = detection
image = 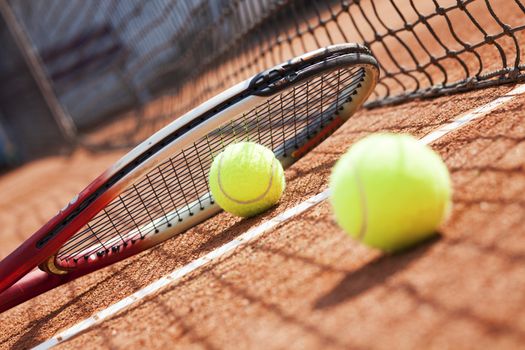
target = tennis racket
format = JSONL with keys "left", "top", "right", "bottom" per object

{"left": 0, "top": 43, "right": 378, "bottom": 313}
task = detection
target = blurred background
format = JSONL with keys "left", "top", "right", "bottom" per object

{"left": 0, "top": 0, "right": 523, "bottom": 169}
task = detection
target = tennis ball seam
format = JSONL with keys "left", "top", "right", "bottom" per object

{"left": 217, "top": 153, "right": 276, "bottom": 204}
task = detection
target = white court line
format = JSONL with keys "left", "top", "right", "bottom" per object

{"left": 34, "top": 84, "right": 525, "bottom": 350}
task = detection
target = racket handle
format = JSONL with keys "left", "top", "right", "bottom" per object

{"left": 0, "top": 244, "right": 142, "bottom": 313}
{"left": 0, "top": 269, "right": 67, "bottom": 313}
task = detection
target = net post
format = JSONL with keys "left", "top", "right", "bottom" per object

{"left": 0, "top": 0, "right": 77, "bottom": 145}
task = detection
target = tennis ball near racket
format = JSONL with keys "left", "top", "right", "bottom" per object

{"left": 209, "top": 142, "right": 285, "bottom": 217}
{"left": 329, "top": 133, "right": 452, "bottom": 252}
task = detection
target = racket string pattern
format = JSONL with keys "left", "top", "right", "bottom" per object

{"left": 56, "top": 66, "right": 365, "bottom": 265}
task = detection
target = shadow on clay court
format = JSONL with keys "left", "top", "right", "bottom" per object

{"left": 188, "top": 205, "right": 292, "bottom": 255}
{"left": 396, "top": 282, "right": 525, "bottom": 342}
{"left": 314, "top": 237, "right": 440, "bottom": 310}
{"left": 210, "top": 272, "right": 355, "bottom": 349}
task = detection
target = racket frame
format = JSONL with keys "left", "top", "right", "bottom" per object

{"left": 0, "top": 44, "right": 378, "bottom": 312}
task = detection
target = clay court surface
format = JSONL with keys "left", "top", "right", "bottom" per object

{"left": 0, "top": 83, "right": 524, "bottom": 349}
{"left": 1, "top": 1, "right": 525, "bottom": 349}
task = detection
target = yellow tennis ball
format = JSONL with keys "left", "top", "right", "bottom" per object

{"left": 329, "top": 133, "right": 452, "bottom": 252}
{"left": 209, "top": 142, "right": 285, "bottom": 217}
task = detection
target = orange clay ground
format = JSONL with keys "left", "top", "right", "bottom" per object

{"left": 1, "top": 1, "right": 525, "bottom": 348}
{"left": 0, "top": 84, "right": 524, "bottom": 349}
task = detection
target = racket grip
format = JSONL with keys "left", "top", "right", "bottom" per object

{"left": 0, "top": 269, "right": 67, "bottom": 313}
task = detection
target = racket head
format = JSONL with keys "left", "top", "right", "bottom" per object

{"left": 0, "top": 44, "right": 378, "bottom": 291}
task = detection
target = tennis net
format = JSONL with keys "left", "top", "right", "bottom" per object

{"left": 3, "top": 0, "right": 524, "bottom": 149}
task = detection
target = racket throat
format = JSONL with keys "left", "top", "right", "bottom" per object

{"left": 39, "top": 255, "right": 70, "bottom": 275}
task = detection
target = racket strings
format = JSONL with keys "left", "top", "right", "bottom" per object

{"left": 59, "top": 68, "right": 361, "bottom": 260}
{"left": 56, "top": 66, "right": 366, "bottom": 263}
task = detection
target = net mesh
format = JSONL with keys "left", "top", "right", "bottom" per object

{"left": 4, "top": 0, "right": 525, "bottom": 149}
{"left": 56, "top": 66, "right": 366, "bottom": 263}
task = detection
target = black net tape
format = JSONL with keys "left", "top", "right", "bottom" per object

{"left": 56, "top": 66, "right": 365, "bottom": 263}
{"left": 5, "top": 0, "right": 525, "bottom": 149}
